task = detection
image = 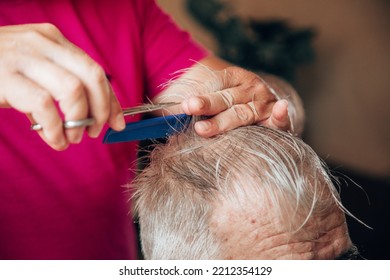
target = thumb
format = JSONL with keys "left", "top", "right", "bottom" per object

{"left": 262, "top": 99, "right": 291, "bottom": 132}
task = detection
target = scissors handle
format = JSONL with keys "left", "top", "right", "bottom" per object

{"left": 30, "top": 118, "right": 95, "bottom": 131}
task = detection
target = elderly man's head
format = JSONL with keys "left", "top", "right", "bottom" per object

{"left": 133, "top": 123, "right": 357, "bottom": 259}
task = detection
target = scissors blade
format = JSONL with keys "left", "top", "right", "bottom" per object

{"left": 122, "top": 102, "right": 181, "bottom": 116}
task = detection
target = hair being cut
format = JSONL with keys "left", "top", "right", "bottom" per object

{"left": 132, "top": 119, "right": 344, "bottom": 259}
{"left": 132, "top": 64, "right": 346, "bottom": 259}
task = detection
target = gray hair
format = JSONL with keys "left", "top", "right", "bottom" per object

{"left": 132, "top": 121, "right": 343, "bottom": 259}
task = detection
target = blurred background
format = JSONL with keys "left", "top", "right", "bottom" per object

{"left": 157, "top": 0, "right": 390, "bottom": 259}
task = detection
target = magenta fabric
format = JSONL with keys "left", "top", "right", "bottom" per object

{"left": 0, "top": 0, "right": 207, "bottom": 259}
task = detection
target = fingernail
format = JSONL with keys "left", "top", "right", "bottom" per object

{"left": 196, "top": 121, "right": 210, "bottom": 132}
{"left": 59, "top": 138, "right": 68, "bottom": 147}
{"left": 88, "top": 126, "right": 102, "bottom": 138}
{"left": 74, "top": 133, "right": 83, "bottom": 144}
{"left": 116, "top": 113, "right": 126, "bottom": 130}
{"left": 53, "top": 138, "right": 68, "bottom": 151}
{"left": 44, "top": 131, "right": 67, "bottom": 148}
{"left": 280, "top": 99, "right": 289, "bottom": 108}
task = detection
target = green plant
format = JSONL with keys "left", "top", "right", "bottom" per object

{"left": 186, "top": 0, "right": 316, "bottom": 82}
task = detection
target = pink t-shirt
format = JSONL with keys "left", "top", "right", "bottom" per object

{"left": 0, "top": 0, "right": 207, "bottom": 259}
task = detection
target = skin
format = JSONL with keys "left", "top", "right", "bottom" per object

{"left": 0, "top": 23, "right": 124, "bottom": 150}
{"left": 182, "top": 56, "right": 292, "bottom": 137}
{"left": 0, "top": 23, "right": 292, "bottom": 151}
{"left": 209, "top": 192, "right": 353, "bottom": 260}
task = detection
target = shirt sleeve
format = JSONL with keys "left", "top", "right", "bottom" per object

{"left": 136, "top": 0, "right": 209, "bottom": 98}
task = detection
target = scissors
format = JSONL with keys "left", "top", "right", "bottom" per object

{"left": 30, "top": 102, "right": 181, "bottom": 131}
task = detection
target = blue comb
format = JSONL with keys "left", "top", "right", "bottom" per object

{"left": 103, "top": 114, "right": 192, "bottom": 144}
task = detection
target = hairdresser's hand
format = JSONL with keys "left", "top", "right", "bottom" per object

{"left": 182, "top": 58, "right": 292, "bottom": 137}
{"left": 0, "top": 23, "right": 125, "bottom": 150}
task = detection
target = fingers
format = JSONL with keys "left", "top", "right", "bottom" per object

{"left": 182, "top": 66, "right": 276, "bottom": 116}
{"left": 1, "top": 73, "right": 67, "bottom": 150}
{"left": 28, "top": 29, "right": 113, "bottom": 137}
{"left": 0, "top": 23, "right": 124, "bottom": 149}
{"left": 106, "top": 85, "right": 126, "bottom": 132}
{"left": 193, "top": 99, "right": 270, "bottom": 137}
{"left": 262, "top": 99, "right": 292, "bottom": 132}
{"left": 48, "top": 35, "right": 124, "bottom": 137}
{"left": 19, "top": 54, "right": 88, "bottom": 144}
{"left": 194, "top": 99, "right": 291, "bottom": 138}
{"left": 180, "top": 65, "right": 288, "bottom": 137}
{"left": 193, "top": 104, "right": 254, "bottom": 138}
{"left": 183, "top": 83, "right": 274, "bottom": 116}
{"left": 183, "top": 89, "right": 236, "bottom": 116}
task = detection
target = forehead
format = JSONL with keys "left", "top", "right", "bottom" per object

{"left": 208, "top": 183, "right": 350, "bottom": 259}
{"left": 208, "top": 193, "right": 285, "bottom": 259}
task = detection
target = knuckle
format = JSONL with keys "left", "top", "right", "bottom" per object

{"left": 91, "top": 105, "right": 110, "bottom": 125}
{"left": 93, "top": 115, "right": 107, "bottom": 126}
{"left": 22, "top": 29, "right": 43, "bottom": 42}
{"left": 217, "top": 89, "right": 234, "bottom": 109}
{"left": 65, "top": 77, "right": 84, "bottom": 100}
{"left": 244, "top": 78, "right": 267, "bottom": 98}
{"left": 34, "top": 91, "right": 53, "bottom": 110}
{"left": 233, "top": 104, "right": 255, "bottom": 124}
{"left": 223, "top": 66, "right": 239, "bottom": 83}
{"left": 252, "top": 76, "right": 266, "bottom": 90}
{"left": 214, "top": 117, "right": 225, "bottom": 132}
{"left": 0, "top": 49, "right": 18, "bottom": 69}
{"left": 248, "top": 103, "right": 260, "bottom": 122}
{"left": 226, "top": 65, "right": 243, "bottom": 74}
{"left": 90, "top": 64, "right": 106, "bottom": 85}
{"left": 248, "top": 101, "right": 267, "bottom": 115}
{"left": 38, "top": 23, "right": 60, "bottom": 35}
